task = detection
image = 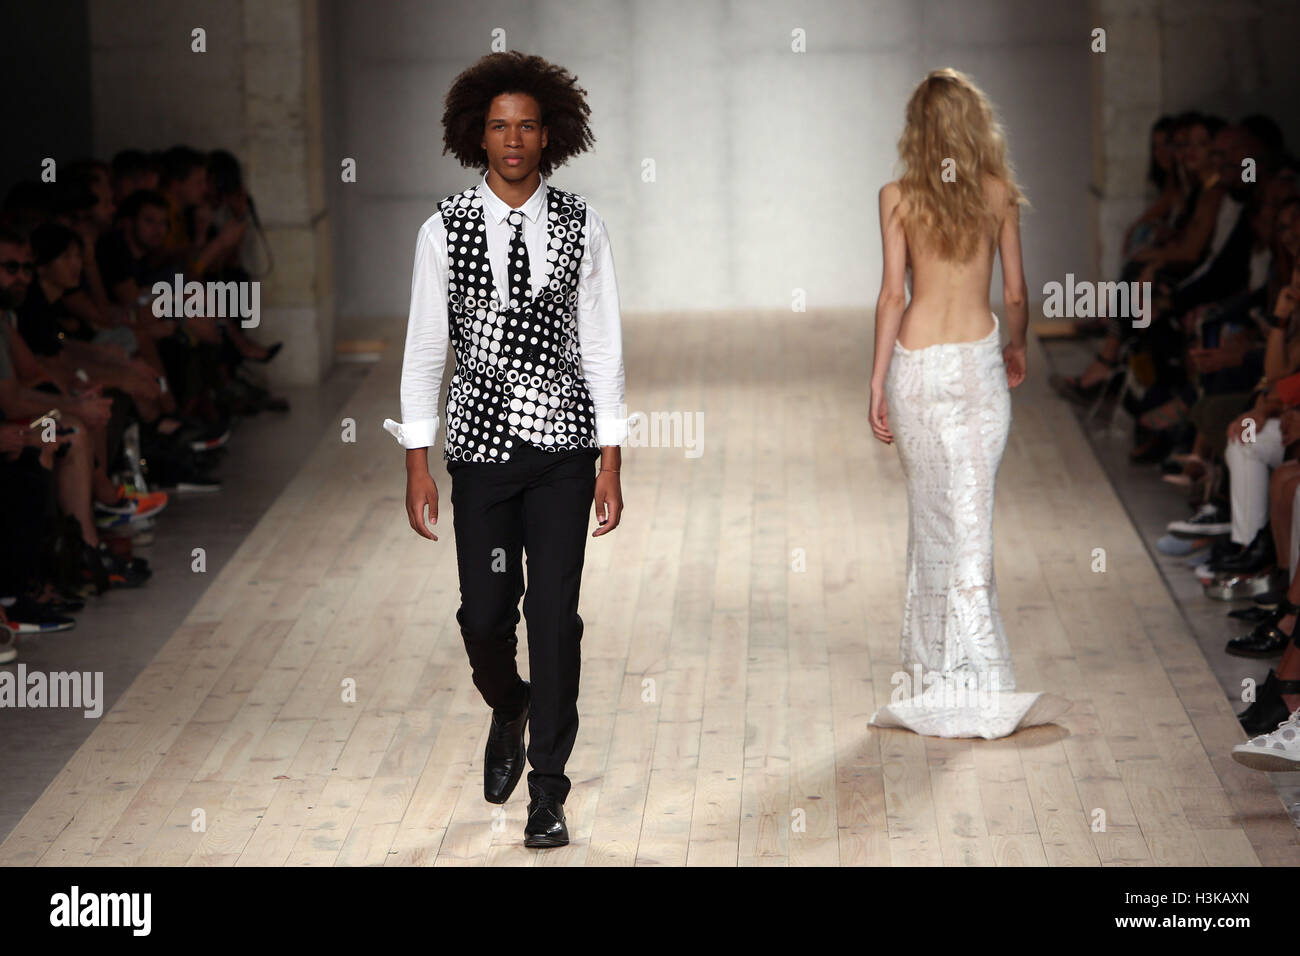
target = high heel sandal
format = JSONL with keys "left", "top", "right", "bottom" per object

{"left": 1225, "top": 597, "right": 1299, "bottom": 658}
{"left": 1049, "top": 350, "right": 1121, "bottom": 405}
{"left": 247, "top": 341, "right": 282, "bottom": 364}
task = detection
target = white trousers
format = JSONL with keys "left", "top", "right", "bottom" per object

{"left": 1225, "top": 417, "right": 1285, "bottom": 546}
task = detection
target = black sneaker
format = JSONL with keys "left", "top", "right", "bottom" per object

{"left": 81, "top": 541, "right": 150, "bottom": 590}
{"left": 4, "top": 595, "right": 76, "bottom": 634}
{"left": 1167, "top": 502, "right": 1230, "bottom": 537}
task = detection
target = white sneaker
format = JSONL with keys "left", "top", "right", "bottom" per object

{"left": 1232, "top": 708, "right": 1300, "bottom": 772}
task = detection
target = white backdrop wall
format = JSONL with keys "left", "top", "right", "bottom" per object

{"left": 325, "top": 0, "right": 1091, "bottom": 319}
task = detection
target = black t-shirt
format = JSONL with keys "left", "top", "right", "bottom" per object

{"left": 97, "top": 228, "right": 146, "bottom": 297}
{"left": 17, "top": 281, "right": 72, "bottom": 357}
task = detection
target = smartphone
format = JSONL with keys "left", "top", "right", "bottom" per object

{"left": 1200, "top": 321, "right": 1221, "bottom": 350}
{"left": 28, "top": 408, "right": 60, "bottom": 429}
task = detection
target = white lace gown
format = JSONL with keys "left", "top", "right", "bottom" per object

{"left": 869, "top": 312, "right": 1063, "bottom": 739}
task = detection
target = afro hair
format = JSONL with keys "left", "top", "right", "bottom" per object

{"left": 442, "top": 51, "right": 595, "bottom": 178}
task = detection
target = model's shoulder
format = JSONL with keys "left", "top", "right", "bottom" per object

{"left": 547, "top": 184, "right": 605, "bottom": 231}
{"left": 545, "top": 182, "right": 586, "bottom": 203}
{"left": 546, "top": 183, "right": 597, "bottom": 217}
{"left": 879, "top": 181, "right": 907, "bottom": 223}
{"left": 435, "top": 185, "right": 482, "bottom": 214}
{"left": 423, "top": 208, "right": 448, "bottom": 234}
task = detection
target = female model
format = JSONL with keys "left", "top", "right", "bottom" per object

{"left": 867, "top": 68, "right": 1068, "bottom": 738}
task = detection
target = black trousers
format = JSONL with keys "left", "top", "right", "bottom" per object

{"left": 446, "top": 439, "right": 600, "bottom": 802}
{"left": 0, "top": 447, "right": 57, "bottom": 597}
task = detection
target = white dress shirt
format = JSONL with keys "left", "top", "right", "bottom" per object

{"left": 384, "top": 173, "right": 628, "bottom": 451}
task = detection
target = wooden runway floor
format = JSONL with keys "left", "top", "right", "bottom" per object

{"left": 3, "top": 310, "right": 1297, "bottom": 866}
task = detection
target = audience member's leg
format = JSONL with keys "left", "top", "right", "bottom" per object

{"left": 1188, "top": 393, "right": 1252, "bottom": 462}
{"left": 1225, "top": 417, "right": 1285, "bottom": 547}
{"left": 89, "top": 412, "right": 126, "bottom": 505}
{"left": 53, "top": 419, "right": 99, "bottom": 548}
{"left": 1291, "top": 480, "right": 1300, "bottom": 583}
{"left": 0, "top": 452, "right": 52, "bottom": 601}
{"left": 1068, "top": 333, "right": 1122, "bottom": 389}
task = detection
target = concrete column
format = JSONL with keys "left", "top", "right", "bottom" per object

{"left": 242, "top": 0, "right": 334, "bottom": 387}
{"left": 1088, "top": 0, "right": 1162, "bottom": 281}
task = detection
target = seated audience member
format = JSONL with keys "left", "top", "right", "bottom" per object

{"left": 1053, "top": 113, "right": 1229, "bottom": 403}
{"left": 201, "top": 149, "right": 280, "bottom": 364}
{"left": 109, "top": 149, "right": 162, "bottom": 208}
{"left": 0, "top": 227, "right": 155, "bottom": 595}
{"left": 0, "top": 141, "right": 289, "bottom": 657}
{"left": 17, "top": 223, "right": 223, "bottom": 461}
{"left": 160, "top": 145, "right": 241, "bottom": 280}
{"left": 1121, "top": 115, "right": 1183, "bottom": 262}
{"left": 1176, "top": 188, "right": 1300, "bottom": 494}
{"left": 18, "top": 224, "right": 161, "bottom": 415}
{"left": 96, "top": 189, "right": 182, "bottom": 374}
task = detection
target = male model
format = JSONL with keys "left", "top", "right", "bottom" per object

{"left": 384, "top": 51, "right": 627, "bottom": 848}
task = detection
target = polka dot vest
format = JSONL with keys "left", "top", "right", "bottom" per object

{"left": 439, "top": 183, "right": 599, "bottom": 463}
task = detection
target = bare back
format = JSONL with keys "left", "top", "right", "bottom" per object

{"left": 894, "top": 175, "right": 1011, "bottom": 350}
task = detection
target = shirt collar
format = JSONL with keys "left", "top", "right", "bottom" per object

{"left": 478, "top": 172, "right": 547, "bottom": 225}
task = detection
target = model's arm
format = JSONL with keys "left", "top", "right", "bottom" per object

{"left": 577, "top": 205, "right": 626, "bottom": 534}
{"left": 999, "top": 190, "right": 1029, "bottom": 350}
{"left": 384, "top": 214, "right": 449, "bottom": 541}
{"left": 868, "top": 183, "right": 906, "bottom": 445}
{"left": 577, "top": 207, "right": 628, "bottom": 450}
{"left": 870, "top": 182, "right": 907, "bottom": 391}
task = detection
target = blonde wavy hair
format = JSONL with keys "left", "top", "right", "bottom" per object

{"left": 895, "top": 68, "right": 1028, "bottom": 262}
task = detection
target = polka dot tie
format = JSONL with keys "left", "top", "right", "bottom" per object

{"left": 506, "top": 209, "right": 531, "bottom": 308}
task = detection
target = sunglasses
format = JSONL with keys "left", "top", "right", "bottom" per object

{"left": 0, "top": 260, "right": 35, "bottom": 276}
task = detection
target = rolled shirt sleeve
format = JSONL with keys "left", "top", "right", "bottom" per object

{"left": 384, "top": 214, "right": 449, "bottom": 450}
{"left": 577, "top": 205, "right": 629, "bottom": 447}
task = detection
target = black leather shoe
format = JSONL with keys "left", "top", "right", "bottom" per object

{"left": 1253, "top": 586, "right": 1287, "bottom": 609}
{"left": 523, "top": 785, "right": 568, "bottom": 848}
{"left": 1227, "top": 605, "right": 1274, "bottom": 624}
{"left": 1212, "top": 526, "right": 1276, "bottom": 575}
{"left": 1226, "top": 599, "right": 1298, "bottom": 658}
{"left": 483, "top": 682, "right": 529, "bottom": 805}
{"left": 1237, "top": 669, "right": 1300, "bottom": 735}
